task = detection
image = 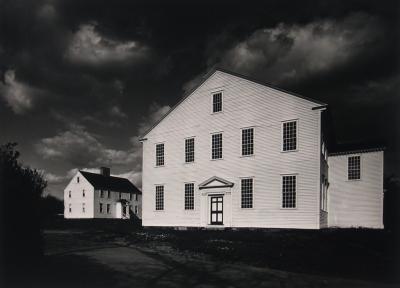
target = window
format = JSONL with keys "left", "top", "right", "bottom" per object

{"left": 184, "top": 183, "right": 195, "bottom": 210}
{"left": 185, "top": 138, "right": 195, "bottom": 163}
{"left": 82, "top": 189, "right": 85, "bottom": 197}
{"left": 134, "top": 205, "right": 138, "bottom": 214}
{"left": 283, "top": 121, "right": 297, "bottom": 151}
{"left": 77, "top": 176, "right": 80, "bottom": 183}
{"left": 106, "top": 204, "right": 110, "bottom": 214}
{"left": 99, "top": 203, "right": 103, "bottom": 213}
{"left": 69, "top": 204, "right": 72, "bottom": 213}
{"left": 241, "top": 178, "right": 253, "bottom": 208}
{"left": 135, "top": 194, "right": 138, "bottom": 201}
{"left": 212, "top": 92, "right": 222, "bottom": 113}
{"left": 242, "top": 128, "right": 254, "bottom": 156}
{"left": 107, "top": 190, "right": 111, "bottom": 198}
{"left": 282, "top": 175, "right": 296, "bottom": 208}
{"left": 129, "top": 193, "right": 132, "bottom": 201}
{"left": 211, "top": 133, "right": 223, "bottom": 159}
{"left": 119, "top": 192, "right": 122, "bottom": 199}
{"left": 156, "top": 143, "right": 165, "bottom": 166}
{"left": 82, "top": 203, "right": 85, "bottom": 213}
{"left": 348, "top": 156, "right": 361, "bottom": 180}
{"left": 321, "top": 177, "right": 328, "bottom": 211}
{"left": 68, "top": 191, "right": 71, "bottom": 198}
{"left": 155, "top": 185, "right": 164, "bottom": 211}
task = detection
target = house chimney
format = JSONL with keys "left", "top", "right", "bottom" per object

{"left": 100, "top": 167, "right": 110, "bottom": 177}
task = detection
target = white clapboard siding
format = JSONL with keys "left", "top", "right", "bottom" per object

{"left": 64, "top": 171, "right": 95, "bottom": 219}
{"left": 142, "top": 70, "right": 323, "bottom": 229}
{"left": 328, "top": 151, "right": 384, "bottom": 228}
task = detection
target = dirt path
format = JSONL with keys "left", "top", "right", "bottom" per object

{"left": 44, "top": 230, "right": 396, "bottom": 288}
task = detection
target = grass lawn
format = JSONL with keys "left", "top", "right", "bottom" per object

{"left": 44, "top": 219, "right": 399, "bottom": 284}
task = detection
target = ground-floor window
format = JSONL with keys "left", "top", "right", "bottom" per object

{"left": 282, "top": 175, "right": 296, "bottom": 208}
{"left": 82, "top": 203, "right": 85, "bottom": 213}
{"left": 135, "top": 205, "right": 138, "bottom": 214}
{"left": 155, "top": 185, "right": 164, "bottom": 210}
{"left": 69, "top": 203, "right": 72, "bottom": 213}
{"left": 106, "top": 204, "right": 110, "bottom": 214}
{"left": 185, "top": 183, "right": 194, "bottom": 210}
{"left": 241, "top": 178, "right": 253, "bottom": 208}
{"left": 99, "top": 203, "right": 103, "bottom": 213}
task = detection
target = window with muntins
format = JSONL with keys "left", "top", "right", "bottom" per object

{"left": 241, "top": 178, "right": 253, "bottom": 208}
{"left": 155, "top": 185, "right": 164, "bottom": 211}
{"left": 184, "top": 183, "right": 195, "bottom": 210}
{"left": 348, "top": 156, "right": 361, "bottom": 180}
{"left": 212, "top": 133, "right": 222, "bottom": 159}
{"left": 156, "top": 143, "right": 165, "bottom": 166}
{"left": 283, "top": 121, "right": 297, "bottom": 151}
{"left": 242, "top": 128, "right": 254, "bottom": 156}
{"left": 282, "top": 175, "right": 296, "bottom": 208}
{"left": 185, "top": 138, "right": 195, "bottom": 163}
{"left": 212, "top": 92, "right": 222, "bottom": 113}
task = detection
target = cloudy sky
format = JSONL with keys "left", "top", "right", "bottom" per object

{"left": 0, "top": 0, "right": 398, "bottom": 199}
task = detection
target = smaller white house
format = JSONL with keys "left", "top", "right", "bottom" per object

{"left": 64, "top": 167, "right": 142, "bottom": 219}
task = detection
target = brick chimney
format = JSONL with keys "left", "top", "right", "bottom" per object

{"left": 100, "top": 167, "right": 110, "bottom": 177}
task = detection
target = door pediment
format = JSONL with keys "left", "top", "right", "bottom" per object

{"left": 198, "top": 176, "right": 234, "bottom": 190}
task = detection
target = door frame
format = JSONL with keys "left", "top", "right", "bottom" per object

{"left": 210, "top": 195, "right": 223, "bottom": 225}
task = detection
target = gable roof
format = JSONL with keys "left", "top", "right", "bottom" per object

{"left": 139, "top": 67, "right": 327, "bottom": 140}
{"left": 79, "top": 171, "right": 141, "bottom": 194}
{"left": 329, "top": 142, "right": 385, "bottom": 156}
{"left": 199, "top": 176, "right": 234, "bottom": 190}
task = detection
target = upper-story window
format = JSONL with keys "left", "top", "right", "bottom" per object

{"left": 211, "top": 133, "right": 223, "bottom": 159}
{"left": 82, "top": 203, "right": 85, "bottom": 213}
{"left": 242, "top": 128, "right": 254, "bottom": 156}
{"left": 134, "top": 205, "right": 138, "bottom": 214}
{"left": 77, "top": 176, "right": 80, "bottom": 183}
{"left": 348, "top": 156, "right": 361, "bottom": 180}
{"left": 282, "top": 120, "right": 297, "bottom": 151}
{"left": 241, "top": 178, "right": 253, "bottom": 208}
{"left": 135, "top": 194, "right": 138, "bottom": 201}
{"left": 155, "top": 185, "right": 164, "bottom": 211}
{"left": 107, "top": 190, "right": 111, "bottom": 198}
{"left": 69, "top": 204, "right": 72, "bottom": 213}
{"left": 106, "top": 204, "right": 111, "bottom": 214}
{"left": 282, "top": 175, "right": 296, "bottom": 208}
{"left": 68, "top": 190, "right": 71, "bottom": 198}
{"left": 212, "top": 92, "right": 222, "bottom": 113}
{"left": 185, "top": 138, "right": 195, "bottom": 163}
{"left": 184, "top": 183, "right": 195, "bottom": 210}
{"left": 129, "top": 193, "right": 132, "bottom": 201}
{"left": 156, "top": 143, "right": 165, "bottom": 166}
{"left": 119, "top": 192, "right": 122, "bottom": 199}
{"left": 82, "top": 189, "right": 85, "bottom": 197}
{"left": 99, "top": 203, "right": 103, "bottom": 213}
{"left": 100, "top": 190, "right": 104, "bottom": 198}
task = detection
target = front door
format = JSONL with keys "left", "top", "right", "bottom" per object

{"left": 210, "top": 196, "right": 223, "bottom": 225}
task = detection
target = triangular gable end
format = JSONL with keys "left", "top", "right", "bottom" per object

{"left": 139, "top": 67, "right": 327, "bottom": 140}
{"left": 199, "top": 176, "right": 234, "bottom": 190}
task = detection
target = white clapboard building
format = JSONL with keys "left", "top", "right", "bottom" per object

{"left": 64, "top": 167, "right": 142, "bottom": 219}
{"left": 139, "top": 68, "right": 384, "bottom": 229}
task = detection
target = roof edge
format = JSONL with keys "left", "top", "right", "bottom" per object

{"left": 329, "top": 147, "right": 385, "bottom": 156}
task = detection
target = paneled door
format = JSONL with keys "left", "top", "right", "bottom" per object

{"left": 210, "top": 196, "right": 223, "bottom": 225}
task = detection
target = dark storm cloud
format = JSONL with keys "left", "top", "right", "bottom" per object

{"left": 0, "top": 0, "right": 398, "bottom": 198}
